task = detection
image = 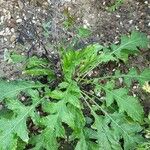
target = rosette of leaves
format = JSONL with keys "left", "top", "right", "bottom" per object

{"left": 0, "top": 31, "right": 149, "bottom": 150}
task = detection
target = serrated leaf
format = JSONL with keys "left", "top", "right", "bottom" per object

{"left": 10, "top": 53, "right": 27, "bottom": 63}
{"left": 42, "top": 100, "right": 75, "bottom": 129}
{"left": 78, "top": 44, "right": 103, "bottom": 75}
{"left": 62, "top": 44, "right": 103, "bottom": 80}
{"left": 68, "top": 104, "right": 85, "bottom": 133}
{"left": 99, "top": 53, "right": 117, "bottom": 63}
{"left": 0, "top": 98, "right": 39, "bottom": 150}
{"left": 77, "top": 27, "right": 91, "bottom": 38}
{"left": 58, "top": 82, "right": 69, "bottom": 89}
{"left": 49, "top": 81, "right": 82, "bottom": 109}
{"left": 110, "top": 113, "right": 144, "bottom": 150}
{"left": 41, "top": 114, "right": 65, "bottom": 138}
{"left": 111, "top": 31, "right": 149, "bottom": 61}
{"left": 105, "top": 87, "right": 144, "bottom": 122}
{"left": 0, "top": 80, "right": 43, "bottom": 101}
{"left": 23, "top": 68, "right": 54, "bottom": 77}
{"left": 62, "top": 50, "right": 80, "bottom": 81}
{"left": 137, "top": 69, "right": 150, "bottom": 85}
{"left": 92, "top": 114, "right": 121, "bottom": 150}
{"left": 75, "top": 135, "right": 88, "bottom": 150}
{"left": 124, "top": 68, "right": 150, "bottom": 86}
{"left": 91, "top": 112, "right": 144, "bottom": 150}
{"left": 75, "top": 130, "right": 99, "bottom": 150}
{"left": 26, "top": 56, "right": 48, "bottom": 68}
{"left": 30, "top": 128, "right": 59, "bottom": 150}
{"left": 47, "top": 90, "right": 64, "bottom": 99}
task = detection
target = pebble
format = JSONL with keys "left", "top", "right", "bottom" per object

{"left": 4, "top": 38, "right": 7, "bottom": 41}
{"left": 119, "top": 77, "right": 123, "bottom": 84}
{"left": 10, "top": 28, "right": 15, "bottom": 33}
{"left": 116, "top": 15, "right": 121, "bottom": 18}
{"left": 133, "top": 85, "right": 137, "bottom": 89}
{"left": 0, "top": 30, "right": 4, "bottom": 36}
{"left": 10, "top": 35, "right": 16, "bottom": 42}
{"left": 16, "top": 18, "right": 22, "bottom": 23}
{"left": 0, "top": 16, "right": 4, "bottom": 24}
{"left": 128, "top": 20, "right": 133, "bottom": 24}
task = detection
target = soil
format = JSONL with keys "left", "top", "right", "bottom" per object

{"left": 0, "top": 0, "right": 149, "bottom": 79}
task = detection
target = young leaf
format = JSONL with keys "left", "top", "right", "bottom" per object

{"left": 42, "top": 100, "right": 75, "bottom": 129}
{"left": 10, "top": 53, "right": 27, "bottom": 63}
{"left": 62, "top": 50, "right": 80, "bottom": 81}
{"left": 23, "top": 68, "right": 54, "bottom": 78}
{"left": 26, "top": 56, "right": 48, "bottom": 68}
{"left": 77, "top": 27, "right": 91, "bottom": 38}
{"left": 49, "top": 81, "right": 82, "bottom": 109}
{"left": 107, "top": 0, "right": 124, "bottom": 12}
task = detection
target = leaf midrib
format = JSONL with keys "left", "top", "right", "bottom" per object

{"left": 110, "top": 37, "right": 141, "bottom": 55}
{"left": 0, "top": 97, "right": 44, "bottom": 144}
{"left": 0, "top": 84, "right": 43, "bottom": 100}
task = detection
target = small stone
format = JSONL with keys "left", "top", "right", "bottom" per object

{"left": 21, "top": 96, "right": 26, "bottom": 101}
{"left": 133, "top": 93, "right": 136, "bottom": 97}
{"left": 4, "top": 38, "right": 7, "bottom": 41}
{"left": 0, "top": 30, "right": 4, "bottom": 36}
{"left": 116, "top": 15, "right": 121, "bottom": 18}
{"left": 5, "top": 27, "right": 10, "bottom": 32}
{"left": 16, "top": 18, "right": 22, "bottom": 23}
{"left": 32, "top": 20, "right": 36, "bottom": 24}
{"left": 10, "top": 28, "right": 15, "bottom": 33}
{"left": 119, "top": 78, "right": 123, "bottom": 84}
{"left": 10, "top": 35, "right": 16, "bottom": 42}
{"left": 120, "top": 22, "right": 123, "bottom": 26}
{"left": 128, "top": 20, "right": 133, "bottom": 24}
{"left": 0, "top": 16, "right": 4, "bottom": 24}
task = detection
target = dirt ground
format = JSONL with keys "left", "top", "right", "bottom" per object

{"left": 0, "top": 0, "right": 149, "bottom": 78}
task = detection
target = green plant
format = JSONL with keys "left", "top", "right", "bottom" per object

{"left": 0, "top": 30, "right": 150, "bottom": 150}
{"left": 107, "top": 0, "right": 124, "bottom": 12}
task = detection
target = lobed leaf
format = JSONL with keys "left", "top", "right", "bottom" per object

{"left": 110, "top": 31, "right": 149, "bottom": 61}
{"left": 0, "top": 80, "right": 43, "bottom": 101}
{"left": 104, "top": 85, "right": 144, "bottom": 122}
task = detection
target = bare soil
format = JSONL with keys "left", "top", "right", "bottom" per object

{"left": 0, "top": 0, "right": 149, "bottom": 78}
